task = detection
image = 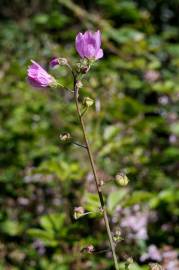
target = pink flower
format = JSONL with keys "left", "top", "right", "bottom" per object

{"left": 140, "top": 245, "right": 162, "bottom": 262}
{"left": 75, "top": 30, "right": 103, "bottom": 60}
{"left": 27, "top": 60, "right": 56, "bottom": 88}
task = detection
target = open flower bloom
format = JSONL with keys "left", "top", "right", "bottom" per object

{"left": 75, "top": 30, "right": 103, "bottom": 60}
{"left": 28, "top": 60, "right": 56, "bottom": 88}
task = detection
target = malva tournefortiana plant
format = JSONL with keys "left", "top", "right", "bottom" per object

{"left": 27, "top": 30, "right": 132, "bottom": 270}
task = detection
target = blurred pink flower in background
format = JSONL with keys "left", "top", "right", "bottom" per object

{"left": 140, "top": 245, "right": 162, "bottom": 262}
{"left": 121, "top": 206, "right": 149, "bottom": 240}
{"left": 75, "top": 30, "right": 103, "bottom": 60}
{"left": 144, "top": 70, "right": 160, "bottom": 82}
{"left": 28, "top": 60, "right": 56, "bottom": 88}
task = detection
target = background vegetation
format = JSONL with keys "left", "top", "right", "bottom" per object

{"left": 0, "top": 0, "right": 179, "bottom": 269}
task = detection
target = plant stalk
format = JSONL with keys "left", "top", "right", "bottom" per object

{"left": 74, "top": 82, "right": 119, "bottom": 270}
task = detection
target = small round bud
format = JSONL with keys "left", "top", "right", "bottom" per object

{"left": 115, "top": 172, "right": 129, "bottom": 186}
{"left": 73, "top": 206, "right": 85, "bottom": 220}
{"left": 83, "top": 97, "right": 94, "bottom": 108}
{"left": 59, "top": 132, "right": 71, "bottom": 142}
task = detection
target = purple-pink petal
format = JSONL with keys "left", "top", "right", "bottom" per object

{"left": 95, "top": 49, "right": 104, "bottom": 60}
{"left": 94, "top": 30, "right": 101, "bottom": 50}
{"left": 75, "top": 33, "right": 85, "bottom": 58}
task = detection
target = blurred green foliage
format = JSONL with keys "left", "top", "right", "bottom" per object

{"left": 0, "top": 0, "right": 179, "bottom": 269}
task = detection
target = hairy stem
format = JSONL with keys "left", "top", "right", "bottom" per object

{"left": 74, "top": 82, "right": 119, "bottom": 270}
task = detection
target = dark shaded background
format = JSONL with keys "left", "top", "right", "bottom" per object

{"left": 0, "top": 0, "right": 179, "bottom": 269}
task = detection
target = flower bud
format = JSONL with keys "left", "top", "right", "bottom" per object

{"left": 115, "top": 172, "right": 129, "bottom": 186}
{"left": 50, "top": 57, "right": 68, "bottom": 68}
{"left": 73, "top": 206, "right": 85, "bottom": 220}
{"left": 59, "top": 132, "right": 71, "bottom": 142}
{"left": 113, "top": 230, "right": 122, "bottom": 243}
{"left": 83, "top": 97, "right": 94, "bottom": 108}
{"left": 81, "top": 245, "right": 95, "bottom": 254}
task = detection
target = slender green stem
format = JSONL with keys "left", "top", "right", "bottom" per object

{"left": 74, "top": 82, "right": 119, "bottom": 270}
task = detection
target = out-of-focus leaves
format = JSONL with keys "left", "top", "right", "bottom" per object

{"left": 125, "top": 191, "right": 154, "bottom": 206}
{"left": 40, "top": 213, "right": 65, "bottom": 232}
{"left": 28, "top": 213, "right": 66, "bottom": 247}
{"left": 1, "top": 220, "right": 24, "bottom": 236}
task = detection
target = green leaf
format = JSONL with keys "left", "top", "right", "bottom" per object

{"left": 84, "top": 192, "right": 100, "bottom": 213}
{"left": 107, "top": 189, "right": 128, "bottom": 213}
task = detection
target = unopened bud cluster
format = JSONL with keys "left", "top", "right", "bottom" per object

{"left": 115, "top": 172, "right": 129, "bottom": 186}
{"left": 113, "top": 230, "right": 122, "bottom": 243}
